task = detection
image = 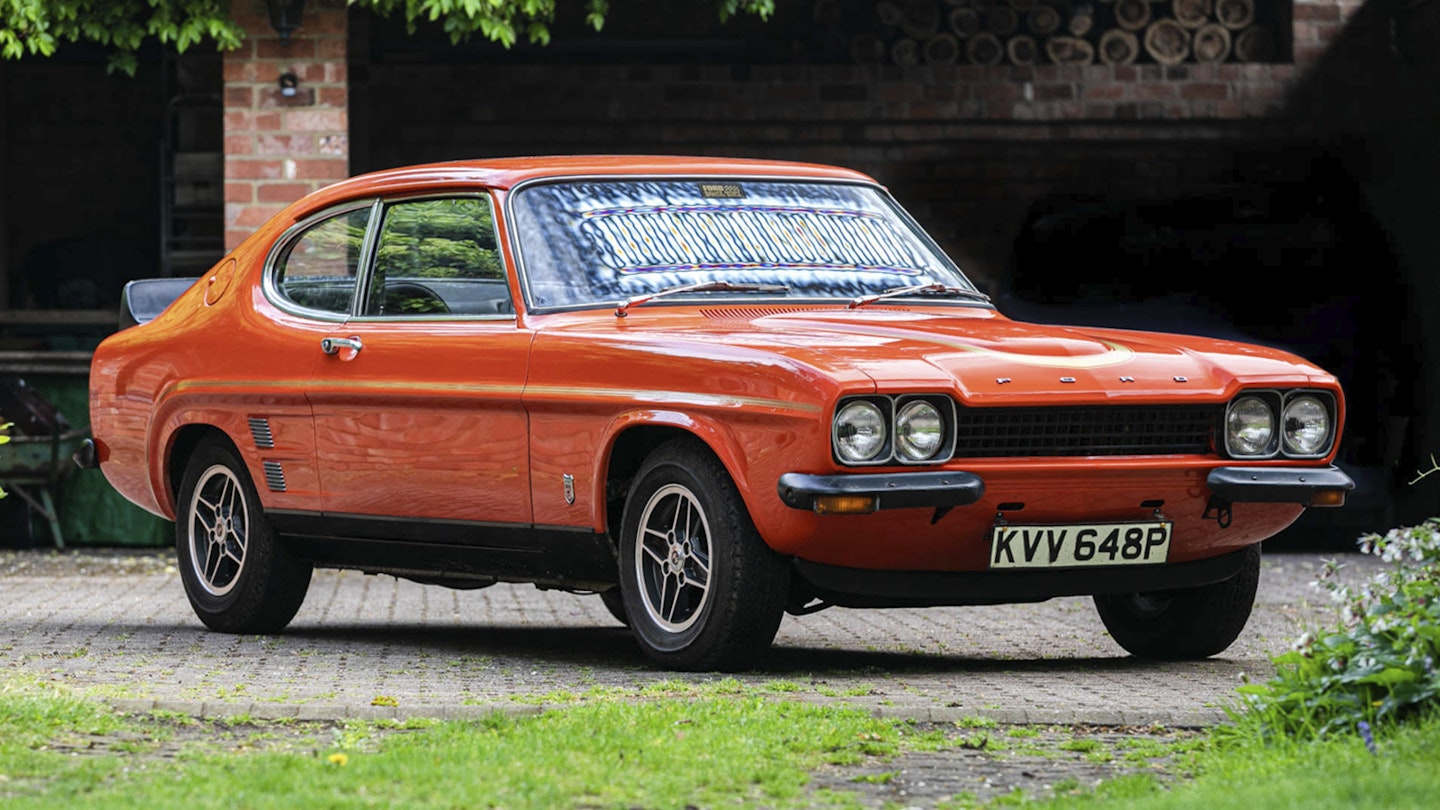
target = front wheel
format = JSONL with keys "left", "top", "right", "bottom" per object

{"left": 619, "top": 439, "right": 789, "bottom": 671}
{"left": 175, "top": 437, "right": 312, "bottom": 633}
{"left": 1093, "top": 544, "right": 1261, "bottom": 659}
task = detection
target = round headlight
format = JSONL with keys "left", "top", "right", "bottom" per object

{"left": 895, "top": 400, "right": 945, "bottom": 462}
{"left": 1226, "top": 396, "right": 1275, "bottom": 457}
{"left": 1282, "top": 396, "right": 1331, "bottom": 456}
{"left": 834, "top": 401, "right": 887, "bottom": 463}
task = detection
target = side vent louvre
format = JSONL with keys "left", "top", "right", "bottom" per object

{"left": 248, "top": 417, "right": 275, "bottom": 449}
{"left": 262, "top": 461, "right": 287, "bottom": 492}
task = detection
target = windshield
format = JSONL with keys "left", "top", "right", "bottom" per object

{"left": 510, "top": 179, "right": 979, "bottom": 310}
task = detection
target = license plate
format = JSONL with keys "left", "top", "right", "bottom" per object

{"left": 989, "top": 521, "right": 1171, "bottom": 569}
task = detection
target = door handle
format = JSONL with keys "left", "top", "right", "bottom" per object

{"left": 321, "top": 336, "right": 363, "bottom": 356}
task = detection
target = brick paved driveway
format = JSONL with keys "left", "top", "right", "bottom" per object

{"left": 0, "top": 550, "right": 1368, "bottom": 726}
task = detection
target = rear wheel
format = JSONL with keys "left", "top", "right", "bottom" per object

{"left": 1093, "top": 544, "right": 1261, "bottom": 659}
{"left": 618, "top": 439, "right": 788, "bottom": 671}
{"left": 175, "top": 437, "right": 312, "bottom": 633}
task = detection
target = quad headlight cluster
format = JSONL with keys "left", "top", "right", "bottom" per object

{"left": 1223, "top": 390, "right": 1337, "bottom": 459}
{"left": 832, "top": 395, "right": 955, "bottom": 465}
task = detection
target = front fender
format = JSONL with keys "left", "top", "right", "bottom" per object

{"left": 590, "top": 408, "right": 825, "bottom": 553}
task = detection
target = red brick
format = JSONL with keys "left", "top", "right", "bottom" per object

{"left": 225, "top": 159, "right": 284, "bottom": 180}
{"left": 251, "top": 62, "right": 284, "bottom": 83}
{"left": 224, "top": 87, "right": 253, "bottom": 107}
{"left": 258, "top": 87, "right": 317, "bottom": 108}
{"left": 318, "top": 87, "right": 348, "bottom": 107}
{"left": 224, "top": 111, "right": 253, "bottom": 131}
{"left": 1114, "top": 65, "right": 1138, "bottom": 81}
{"left": 1033, "top": 83, "right": 1075, "bottom": 101}
{"left": 1084, "top": 102, "right": 1117, "bottom": 118}
{"left": 975, "top": 82, "right": 1023, "bottom": 102}
{"left": 255, "top": 112, "right": 283, "bottom": 131}
{"left": 304, "top": 7, "right": 348, "bottom": 35}
{"left": 256, "top": 134, "right": 315, "bottom": 155}
{"left": 290, "top": 158, "right": 348, "bottom": 181}
{"left": 224, "top": 134, "right": 253, "bottom": 155}
{"left": 1082, "top": 82, "right": 1126, "bottom": 100}
{"left": 323, "top": 63, "right": 347, "bottom": 83}
{"left": 257, "top": 183, "right": 311, "bottom": 203}
{"left": 224, "top": 182, "right": 254, "bottom": 203}
{"left": 257, "top": 38, "right": 315, "bottom": 59}
{"left": 316, "top": 38, "right": 347, "bottom": 60}
{"left": 225, "top": 229, "right": 252, "bottom": 250}
{"left": 1294, "top": 2, "right": 1342, "bottom": 20}
{"left": 223, "top": 60, "right": 255, "bottom": 83}
{"left": 1180, "top": 82, "right": 1228, "bottom": 100}
{"left": 231, "top": 204, "right": 278, "bottom": 227}
{"left": 1134, "top": 83, "right": 1177, "bottom": 100}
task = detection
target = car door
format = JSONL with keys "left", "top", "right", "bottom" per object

{"left": 254, "top": 201, "right": 375, "bottom": 514}
{"left": 307, "top": 194, "right": 534, "bottom": 535}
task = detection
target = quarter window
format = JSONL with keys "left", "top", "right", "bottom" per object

{"left": 363, "top": 196, "right": 511, "bottom": 317}
{"left": 274, "top": 207, "right": 372, "bottom": 315}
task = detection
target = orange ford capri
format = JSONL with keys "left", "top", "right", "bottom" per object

{"left": 83, "top": 156, "right": 1353, "bottom": 670}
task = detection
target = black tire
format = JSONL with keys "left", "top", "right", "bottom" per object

{"left": 598, "top": 588, "right": 630, "bottom": 626}
{"left": 618, "top": 438, "right": 789, "bottom": 671}
{"left": 1093, "top": 544, "right": 1261, "bottom": 659}
{"left": 175, "top": 436, "right": 312, "bottom": 634}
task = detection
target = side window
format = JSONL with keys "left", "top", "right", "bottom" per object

{"left": 274, "top": 207, "right": 372, "bottom": 315}
{"left": 364, "top": 196, "right": 511, "bottom": 317}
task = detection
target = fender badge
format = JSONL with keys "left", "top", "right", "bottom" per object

{"left": 563, "top": 474, "right": 576, "bottom": 505}
{"left": 1060, "top": 377, "right": 1076, "bottom": 384}
{"left": 1120, "top": 376, "right": 1135, "bottom": 383}
{"left": 996, "top": 377, "right": 1011, "bottom": 384}
{"left": 1174, "top": 376, "right": 1188, "bottom": 383}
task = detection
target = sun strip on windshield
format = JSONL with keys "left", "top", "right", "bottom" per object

{"left": 580, "top": 204, "right": 928, "bottom": 277}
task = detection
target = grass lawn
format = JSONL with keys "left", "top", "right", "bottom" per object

{"left": 3, "top": 677, "right": 1437, "bottom": 808}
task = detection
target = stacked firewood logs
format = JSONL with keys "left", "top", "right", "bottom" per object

{"left": 856, "top": 0, "right": 1278, "bottom": 66}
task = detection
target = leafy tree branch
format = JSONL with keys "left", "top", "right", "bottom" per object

{"left": 0, "top": 0, "right": 776, "bottom": 75}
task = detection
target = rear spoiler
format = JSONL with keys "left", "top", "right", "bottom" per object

{"left": 119, "top": 278, "right": 198, "bottom": 330}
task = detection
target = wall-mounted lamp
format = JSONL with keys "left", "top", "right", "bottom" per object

{"left": 279, "top": 72, "right": 300, "bottom": 97}
{"left": 265, "top": 0, "right": 308, "bottom": 46}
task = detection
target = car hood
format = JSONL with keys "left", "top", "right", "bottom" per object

{"left": 700, "top": 307, "right": 1332, "bottom": 403}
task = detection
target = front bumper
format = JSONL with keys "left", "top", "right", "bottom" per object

{"left": 777, "top": 470, "right": 985, "bottom": 512}
{"left": 1205, "top": 466, "right": 1355, "bottom": 504}
{"left": 777, "top": 465, "right": 1354, "bottom": 512}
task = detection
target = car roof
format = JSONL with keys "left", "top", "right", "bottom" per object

{"left": 299, "top": 155, "right": 879, "bottom": 211}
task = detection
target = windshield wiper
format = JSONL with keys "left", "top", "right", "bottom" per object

{"left": 615, "top": 281, "right": 790, "bottom": 318}
{"left": 847, "top": 282, "right": 991, "bottom": 310}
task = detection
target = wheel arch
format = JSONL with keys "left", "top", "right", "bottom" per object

{"left": 596, "top": 414, "right": 751, "bottom": 545}
{"left": 163, "top": 424, "right": 240, "bottom": 519}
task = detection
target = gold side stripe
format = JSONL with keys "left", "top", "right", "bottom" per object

{"left": 161, "top": 379, "right": 819, "bottom": 414}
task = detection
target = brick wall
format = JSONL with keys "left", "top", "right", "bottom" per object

{"left": 223, "top": 0, "right": 349, "bottom": 248}
{"left": 352, "top": 1, "right": 1381, "bottom": 286}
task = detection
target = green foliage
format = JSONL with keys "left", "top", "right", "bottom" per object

{"left": 1232, "top": 519, "right": 1440, "bottom": 740}
{"left": 0, "top": 0, "right": 243, "bottom": 75}
{"left": 0, "top": 0, "right": 776, "bottom": 74}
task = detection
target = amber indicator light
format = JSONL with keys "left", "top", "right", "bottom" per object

{"left": 1310, "top": 490, "right": 1347, "bottom": 508}
{"left": 813, "top": 495, "right": 878, "bottom": 515}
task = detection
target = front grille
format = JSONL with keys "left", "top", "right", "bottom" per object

{"left": 952, "top": 404, "right": 1220, "bottom": 458}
